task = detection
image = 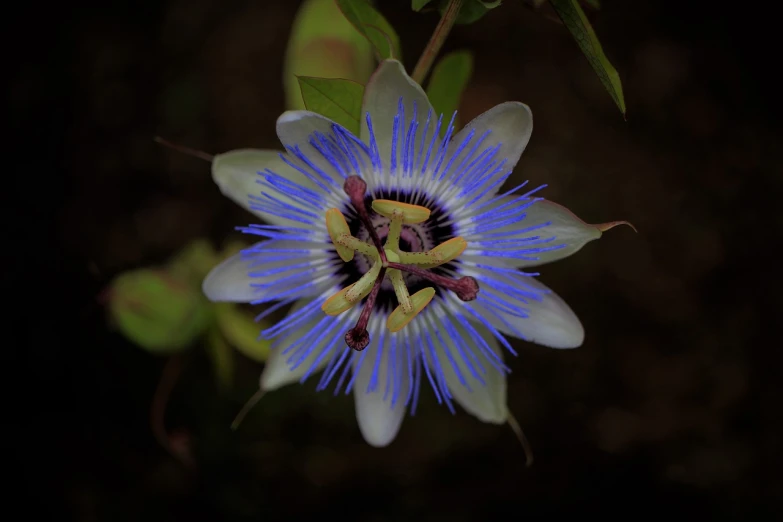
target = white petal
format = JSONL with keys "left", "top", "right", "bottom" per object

{"left": 360, "top": 59, "right": 435, "bottom": 174}
{"left": 201, "top": 245, "right": 259, "bottom": 303}
{"left": 202, "top": 240, "right": 335, "bottom": 303}
{"left": 212, "top": 148, "right": 327, "bottom": 227}
{"left": 448, "top": 101, "right": 533, "bottom": 199}
{"left": 513, "top": 199, "right": 633, "bottom": 267}
{"left": 260, "top": 296, "right": 354, "bottom": 391}
{"left": 460, "top": 196, "right": 633, "bottom": 268}
{"left": 413, "top": 102, "right": 533, "bottom": 223}
{"left": 260, "top": 344, "right": 305, "bottom": 391}
{"left": 353, "top": 316, "right": 408, "bottom": 447}
{"left": 456, "top": 265, "right": 584, "bottom": 349}
{"left": 276, "top": 110, "right": 367, "bottom": 190}
{"left": 422, "top": 302, "right": 508, "bottom": 423}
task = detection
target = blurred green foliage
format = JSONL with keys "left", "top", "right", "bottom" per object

{"left": 108, "top": 268, "right": 211, "bottom": 354}
{"left": 335, "top": 0, "right": 402, "bottom": 60}
{"left": 425, "top": 50, "right": 473, "bottom": 132}
{"left": 214, "top": 302, "right": 271, "bottom": 363}
{"left": 283, "top": 0, "right": 374, "bottom": 111}
{"left": 107, "top": 239, "right": 271, "bottom": 388}
{"left": 409, "top": 0, "right": 624, "bottom": 117}
{"left": 294, "top": 0, "right": 624, "bottom": 131}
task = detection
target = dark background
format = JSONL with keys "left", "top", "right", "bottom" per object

{"left": 12, "top": 0, "right": 782, "bottom": 520}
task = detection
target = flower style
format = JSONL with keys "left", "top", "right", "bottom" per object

{"left": 203, "top": 60, "right": 627, "bottom": 446}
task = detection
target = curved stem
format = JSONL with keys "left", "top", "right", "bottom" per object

{"left": 231, "top": 388, "right": 266, "bottom": 431}
{"left": 386, "top": 261, "right": 479, "bottom": 301}
{"left": 411, "top": 0, "right": 464, "bottom": 85}
{"left": 345, "top": 176, "right": 387, "bottom": 264}
{"left": 154, "top": 136, "right": 214, "bottom": 162}
{"left": 150, "top": 354, "right": 195, "bottom": 469}
{"left": 346, "top": 266, "right": 387, "bottom": 351}
{"left": 507, "top": 410, "right": 534, "bottom": 467}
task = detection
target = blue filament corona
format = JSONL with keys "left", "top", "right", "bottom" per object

{"left": 236, "top": 99, "right": 563, "bottom": 414}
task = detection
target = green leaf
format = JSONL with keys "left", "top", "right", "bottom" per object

{"left": 426, "top": 50, "right": 473, "bottom": 133}
{"left": 283, "top": 0, "right": 374, "bottom": 111}
{"left": 214, "top": 303, "right": 272, "bottom": 363}
{"left": 412, "top": 0, "right": 435, "bottom": 10}
{"left": 335, "top": 0, "right": 402, "bottom": 61}
{"left": 297, "top": 76, "right": 365, "bottom": 135}
{"left": 447, "top": 0, "right": 502, "bottom": 24}
{"left": 527, "top": 0, "right": 600, "bottom": 9}
{"left": 166, "top": 238, "right": 219, "bottom": 285}
{"left": 108, "top": 269, "right": 212, "bottom": 354}
{"left": 550, "top": 0, "right": 625, "bottom": 116}
{"left": 413, "top": 0, "right": 500, "bottom": 23}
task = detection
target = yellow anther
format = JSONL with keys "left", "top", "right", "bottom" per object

{"left": 399, "top": 236, "right": 468, "bottom": 268}
{"left": 325, "top": 208, "right": 354, "bottom": 262}
{"left": 371, "top": 200, "right": 431, "bottom": 224}
{"left": 386, "top": 287, "right": 436, "bottom": 332}
{"left": 431, "top": 236, "right": 467, "bottom": 261}
{"left": 345, "top": 260, "right": 382, "bottom": 302}
{"left": 324, "top": 197, "right": 470, "bottom": 336}
{"left": 335, "top": 234, "right": 379, "bottom": 258}
{"left": 322, "top": 284, "right": 358, "bottom": 316}
{"left": 388, "top": 269, "right": 412, "bottom": 313}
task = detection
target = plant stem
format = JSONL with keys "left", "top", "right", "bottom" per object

{"left": 150, "top": 354, "right": 195, "bottom": 469}
{"left": 411, "top": 0, "right": 464, "bottom": 85}
{"left": 154, "top": 136, "right": 214, "bottom": 162}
